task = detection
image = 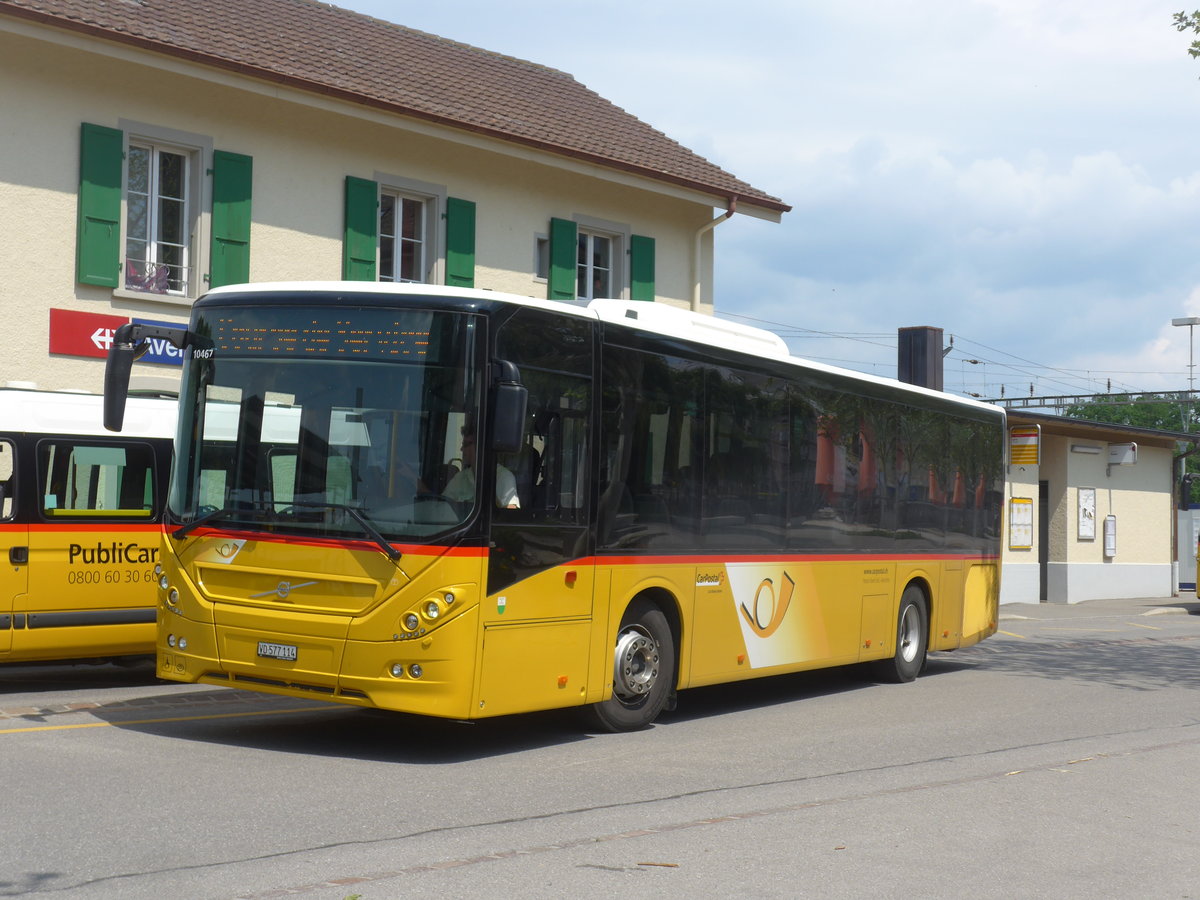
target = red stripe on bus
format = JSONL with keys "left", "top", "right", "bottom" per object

{"left": 589, "top": 552, "right": 1000, "bottom": 567}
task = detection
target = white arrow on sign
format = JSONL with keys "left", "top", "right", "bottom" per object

{"left": 90, "top": 327, "right": 115, "bottom": 351}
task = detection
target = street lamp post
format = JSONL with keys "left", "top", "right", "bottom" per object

{"left": 1172, "top": 317, "right": 1200, "bottom": 432}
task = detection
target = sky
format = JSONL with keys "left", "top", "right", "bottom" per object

{"left": 339, "top": 0, "right": 1200, "bottom": 405}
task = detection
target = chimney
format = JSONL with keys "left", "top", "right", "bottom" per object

{"left": 897, "top": 326, "right": 944, "bottom": 390}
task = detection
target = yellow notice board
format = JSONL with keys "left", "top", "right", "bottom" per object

{"left": 1009, "top": 426, "right": 1040, "bottom": 466}
{"left": 1009, "top": 497, "right": 1033, "bottom": 550}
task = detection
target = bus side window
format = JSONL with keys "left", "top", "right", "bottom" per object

{"left": 36, "top": 440, "right": 156, "bottom": 518}
{"left": 0, "top": 439, "right": 13, "bottom": 520}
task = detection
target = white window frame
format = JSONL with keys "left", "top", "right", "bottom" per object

{"left": 574, "top": 215, "right": 629, "bottom": 302}
{"left": 115, "top": 121, "right": 211, "bottom": 306}
{"left": 374, "top": 173, "right": 445, "bottom": 285}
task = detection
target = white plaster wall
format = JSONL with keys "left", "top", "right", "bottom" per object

{"left": 1001, "top": 460, "right": 1040, "bottom": 604}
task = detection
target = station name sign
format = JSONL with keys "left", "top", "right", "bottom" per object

{"left": 48, "top": 308, "right": 184, "bottom": 366}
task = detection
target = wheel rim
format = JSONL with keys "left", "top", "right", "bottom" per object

{"left": 612, "top": 625, "right": 660, "bottom": 704}
{"left": 898, "top": 603, "right": 921, "bottom": 664}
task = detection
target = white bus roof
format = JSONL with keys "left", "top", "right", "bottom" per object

{"left": 0, "top": 388, "right": 176, "bottom": 439}
{"left": 202, "top": 282, "right": 1002, "bottom": 417}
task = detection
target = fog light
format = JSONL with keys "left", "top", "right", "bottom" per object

{"left": 178, "top": 638, "right": 187, "bottom": 650}
{"left": 390, "top": 664, "right": 405, "bottom": 677}
{"left": 423, "top": 600, "right": 440, "bottom": 620}
{"left": 167, "top": 634, "right": 176, "bottom": 647}
{"left": 444, "top": 592, "right": 455, "bottom": 605}
{"left": 159, "top": 574, "right": 170, "bottom": 590}
{"left": 409, "top": 664, "right": 423, "bottom": 679}
{"left": 403, "top": 613, "right": 419, "bottom": 631}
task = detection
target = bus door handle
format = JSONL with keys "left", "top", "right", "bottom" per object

{"left": 9, "top": 546, "right": 28, "bottom": 565}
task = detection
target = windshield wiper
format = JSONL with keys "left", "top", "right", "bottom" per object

{"left": 172, "top": 503, "right": 274, "bottom": 540}
{"left": 287, "top": 501, "right": 402, "bottom": 561}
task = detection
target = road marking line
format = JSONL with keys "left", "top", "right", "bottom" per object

{"left": 0, "top": 705, "right": 331, "bottom": 735}
{"left": 998, "top": 629, "right": 1026, "bottom": 638}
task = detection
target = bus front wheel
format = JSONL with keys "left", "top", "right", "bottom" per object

{"left": 586, "top": 602, "right": 675, "bottom": 732}
{"left": 873, "top": 586, "right": 928, "bottom": 683}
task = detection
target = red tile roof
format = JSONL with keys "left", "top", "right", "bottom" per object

{"left": 1, "top": 0, "right": 789, "bottom": 215}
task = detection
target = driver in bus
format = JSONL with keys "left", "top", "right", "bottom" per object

{"left": 443, "top": 424, "right": 520, "bottom": 509}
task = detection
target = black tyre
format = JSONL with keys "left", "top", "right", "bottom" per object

{"left": 585, "top": 601, "right": 675, "bottom": 732}
{"left": 872, "top": 585, "right": 928, "bottom": 683}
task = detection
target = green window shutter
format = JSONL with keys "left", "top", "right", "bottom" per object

{"left": 209, "top": 150, "right": 253, "bottom": 288}
{"left": 343, "top": 176, "right": 378, "bottom": 281}
{"left": 76, "top": 123, "right": 123, "bottom": 287}
{"left": 630, "top": 234, "right": 655, "bottom": 302}
{"left": 547, "top": 217, "right": 577, "bottom": 301}
{"left": 445, "top": 197, "right": 476, "bottom": 288}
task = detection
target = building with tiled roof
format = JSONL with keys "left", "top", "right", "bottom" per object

{"left": 0, "top": 0, "right": 787, "bottom": 392}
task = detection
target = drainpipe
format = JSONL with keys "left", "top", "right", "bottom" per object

{"left": 691, "top": 197, "right": 737, "bottom": 312}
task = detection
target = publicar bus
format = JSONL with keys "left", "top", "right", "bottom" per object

{"left": 103, "top": 283, "right": 1005, "bottom": 730}
{"left": 1, "top": 387, "right": 174, "bottom": 663}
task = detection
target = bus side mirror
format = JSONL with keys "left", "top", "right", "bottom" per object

{"left": 104, "top": 322, "right": 193, "bottom": 432}
{"left": 491, "top": 360, "right": 528, "bottom": 454}
{"left": 104, "top": 323, "right": 139, "bottom": 432}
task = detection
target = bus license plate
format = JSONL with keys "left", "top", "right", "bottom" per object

{"left": 257, "top": 641, "right": 297, "bottom": 661}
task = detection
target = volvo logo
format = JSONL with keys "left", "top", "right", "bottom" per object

{"left": 251, "top": 580, "right": 317, "bottom": 600}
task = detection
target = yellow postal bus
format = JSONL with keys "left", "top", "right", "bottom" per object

{"left": 105, "top": 284, "right": 1004, "bottom": 730}
{"left": 0, "top": 388, "right": 174, "bottom": 663}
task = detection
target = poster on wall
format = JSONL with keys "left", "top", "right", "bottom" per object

{"left": 1009, "top": 497, "right": 1033, "bottom": 550}
{"left": 1078, "top": 487, "right": 1096, "bottom": 540}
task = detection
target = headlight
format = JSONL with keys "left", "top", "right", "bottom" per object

{"left": 159, "top": 574, "right": 170, "bottom": 591}
{"left": 444, "top": 592, "right": 455, "bottom": 605}
{"left": 168, "top": 588, "right": 179, "bottom": 606}
{"left": 403, "top": 613, "right": 419, "bottom": 632}
{"left": 423, "top": 600, "right": 441, "bottom": 620}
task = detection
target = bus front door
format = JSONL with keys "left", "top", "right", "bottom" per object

{"left": 0, "top": 438, "right": 23, "bottom": 654}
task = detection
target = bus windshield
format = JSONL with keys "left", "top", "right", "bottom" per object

{"left": 168, "top": 304, "right": 482, "bottom": 542}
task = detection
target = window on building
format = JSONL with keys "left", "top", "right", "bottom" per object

{"left": 77, "top": 122, "right": 249, "bottom": 298}
{"left": 534, "top": 235, "right": 550, "bottom": 281}
{"left": 125, "top": 142, "right": 190, "bottom": 295}
{"left": 379, "top": 192, "right": 428, "bottom": 283}
{"left": 577, "top": 230, "right": 613, "bottom": 300}
{"left": 345, "top": 176, "right": 471, "bottom": 286}
{"left": 544, "top": 217, "right": 653, "bottom": 303}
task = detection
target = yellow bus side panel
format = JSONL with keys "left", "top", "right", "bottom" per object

{"left": 961, "top": 562, "right": 999, "bottom": 647}
{"left": 688, "top": 560, "right": 876, "bottom": 686}
{"left": 476, "top": 618, "right": 591, "bottom": 718}
{"left": 5, "top": 525, "right": 159, "bottom": 662}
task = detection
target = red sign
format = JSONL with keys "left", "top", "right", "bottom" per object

{"left": 49, "top": 308, "right": 129, "bottom": 359}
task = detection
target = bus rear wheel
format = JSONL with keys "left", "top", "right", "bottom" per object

{"left": 585, "top": 602, "right": 675, "bottom": 732}
{"left": 873, "top": 585, "right": 928, "bottom": 683}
